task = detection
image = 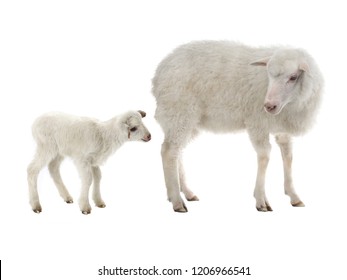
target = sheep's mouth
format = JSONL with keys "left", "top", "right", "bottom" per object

{"left": 142, "top": 138, "right": 150, "bottom": 142}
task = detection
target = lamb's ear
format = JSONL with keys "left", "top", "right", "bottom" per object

{"left": 299, "top": 62, "right": 310, "bottom": 73}
{"left": 138, "top": 110, "right": 146, "bottom": 118}
{"left": 250, "top": 56, "right": 271, "bottom": 66}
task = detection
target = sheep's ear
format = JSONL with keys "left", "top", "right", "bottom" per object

{"left": 250, "top": 56, "right": 271, "bottom": 66}
{"left": 299, "top": 62, "right": 310, "bottom": 73}
{"left": 138, "top": 110, "right": 146, "bottom": 118}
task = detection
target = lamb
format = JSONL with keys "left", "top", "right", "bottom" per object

{"left": 27, "top": 110, "right": 151, "bottom": 214}
{"left": 152, "top": 40, "right": 323, "bottom": 213}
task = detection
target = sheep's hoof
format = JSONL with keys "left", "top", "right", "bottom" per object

{"left": 292, "top": 201, "right": 305, "bottom": 207}
{"left": 65, "top": 199, "right": 73, "bottom": 204}
{"left": 256, "top": 204, "right": 273, "bottom": 212}
{"left": 174, "top": 207, "right": 188, "bottom": 213}
{"left": 187, "top": 195, "right": 199, "bottom": 201}
{"left": 96, "top": 204, "right": 106, "bottom": 208}
{"left": 173, "top": 202, "right": 188, "bottom": 213}
{"left": 82, "top": 210, "right": 91, "bottom": 215}
{"left": 33, "top": 208, "right": 42, "bottom": 214}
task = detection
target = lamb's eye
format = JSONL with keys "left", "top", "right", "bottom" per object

{"left": 289, "top": 75, "right": 298, "bottom": 82}
{"left": 130, "top": 127, "right": 137, "bottom": 132}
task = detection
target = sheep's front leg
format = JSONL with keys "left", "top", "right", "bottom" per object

{"left": 75, "top": 161, "right": 93, "bottom": 215}
{"left": 275, "top": 134, "right": 304, "bottom": 207}
{"left": 92, "top": 166, "right": 106, "bottom": 208}
{"left": 249, "top": 132, "right": 272, "bottom": 212}
{"left": 161, "top": 141, "right": 187, "bottom": 212}
{"left": 178, "top": 156, "right": 199, "bottom": 201}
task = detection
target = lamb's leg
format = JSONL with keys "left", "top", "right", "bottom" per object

{"left": 48, "top": 155, "right": 73, "bottom": 204}
{"left": 179, "top": 156, "right": 199, "bottom": 201}
{"left": 161, "top": 141, "right": 187, "bottom": 212}
{"left": 75, "top": 161, "right": 93, "bottom": 215}
{"left": 92, "top": 166, "right": 106, "bottom": 208}
{"left": 275, "top": 134, "right": 304, "bottom": 207}
{"left": 249, "top": 131, "right": 273, "bottom": 212}
{"left": 27, "top": 149, "right": 56, "bottom": 213}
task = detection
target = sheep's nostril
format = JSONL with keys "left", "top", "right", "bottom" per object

{"left": 147, "top": 134, "right": 151, "bottom": 141}
{"left": 264, "top": 103, "right": 277, "bottom": 112}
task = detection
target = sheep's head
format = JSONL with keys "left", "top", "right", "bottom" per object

{"left": 251, "top": 49, "right": 310, "bottom": 115}
{"left": 123, "top": 110, "right": 151, "bottom": 142}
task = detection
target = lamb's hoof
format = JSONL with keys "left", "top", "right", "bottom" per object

{"left": 292, "top": 201, "right": 305, "bottom": 207}
{"left": 187, "top": 195, "right": 199, "bottom": 201}
{"left": 256, "top": 204, "right": 273, "bottom": 212}
{"left": 96, "top": 204, "right": 106, "bottom": 208}
{"left": 33, "top": 208, "right": 42, "bottom": 214}
{"left": 65, "top": 199, "right": 73, "bottom": 204}
{"left": 82, "top": 210, "right": 91, "bottom": 215}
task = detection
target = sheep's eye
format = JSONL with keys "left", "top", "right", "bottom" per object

{"left": 130, "top": 127, "right": 137, "bottom": 132}
{"left": 289, "top": 75, "right": 298, "bottom": 82}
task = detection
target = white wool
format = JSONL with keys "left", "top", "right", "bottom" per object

{"left": 27, "top": 110, "right": 151, "bottom": 214}
{"left": 152, "top": 40, "right": 323, "bottom": 212}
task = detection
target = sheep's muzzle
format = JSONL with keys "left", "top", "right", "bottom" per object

{"left": 142, "top": 133, "right": 151, "bottom": 142}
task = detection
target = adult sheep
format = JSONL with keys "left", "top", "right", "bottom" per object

{"left": 152, "top": 40, "right": 323, "bottom": 213}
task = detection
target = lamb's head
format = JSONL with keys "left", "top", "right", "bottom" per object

{"left": 251, "top": 49, "right": 311, "bottom": 115}
{"left": 122, "top": 110, "right": 151, "bottom": 142}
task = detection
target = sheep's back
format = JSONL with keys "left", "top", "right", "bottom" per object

{"left": 152, "top": 41, "right": 274, "bottom": 132}
{"left": 32, "top": 113, "right": 103, "bottom": 157}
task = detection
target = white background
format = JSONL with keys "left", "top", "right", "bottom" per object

{"left": 1, "top": 0, "right": 346, "bottom": 279}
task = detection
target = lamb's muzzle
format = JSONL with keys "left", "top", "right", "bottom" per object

{"left": 142, "top": 133, "right": 151, "bottom": 142}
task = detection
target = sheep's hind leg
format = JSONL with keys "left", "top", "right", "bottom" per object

{"left": 161, "top": 142, "right": 187, "bottom": 212}
{"left": 249, "top": 131, "right": 273, "bottom": 212}
{"left": 275, "top": 134, "right": 304, "bottom": 207}
{"left": 92, "top": 166, "right": 106, "bottom": 208}
{"left": 27, "top": 148, "right": 56, "bottom": 213}
{"left": 178, "top": 156, "right": 199, "bottom": 201}
{"left": 48, "top": 155, "right": 73, "bottom": 204}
